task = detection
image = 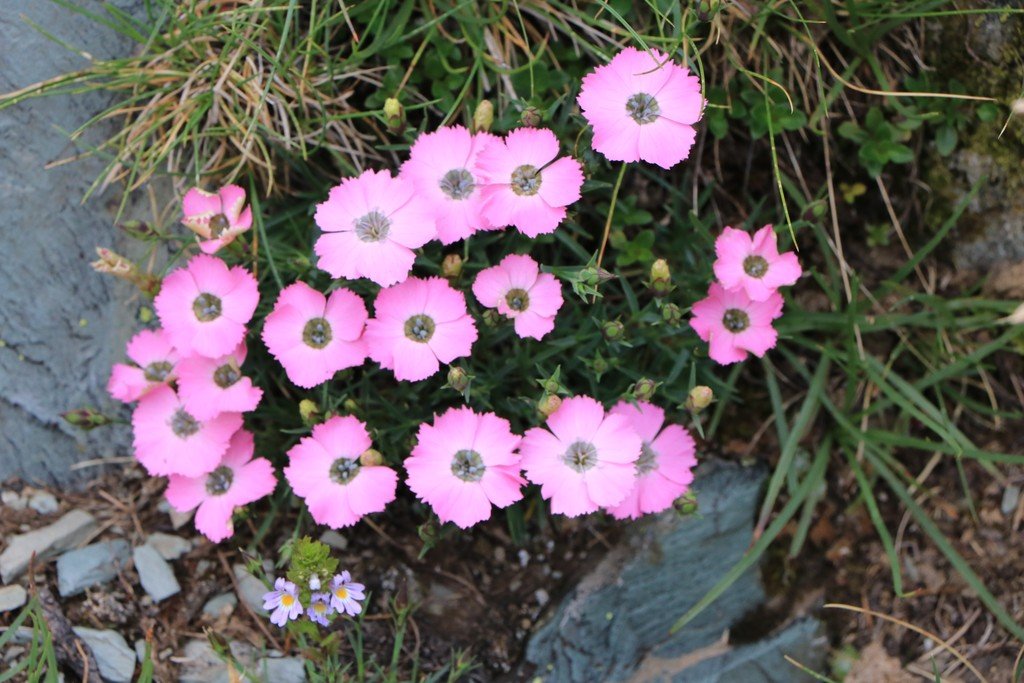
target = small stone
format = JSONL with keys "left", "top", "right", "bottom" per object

{"left": 27, "top": 491, "right": 59, "bottom": 515}
{"left": 145, "top": 532, "right": 191, "bottom": 561}
{"left": 169, "top": 508, "right": 193, "bottom": 530}
{"left": 0, "top": 585, "right": 27, "bottom": 612}
{"left": 1, "top": 490, "right": 26, "bottom": 511}
{"left": 133, "top": 545, "right": 180, "bottom": 603}
{"left": 1002, "top": 485, "right": 1021, "bottom": 516}
{"left": 254, "top": 656, "right": 306, "bottom": 683}
{"left": 318, "top": 530, "right": 348, "bottom": 551}
{"left": 0, "top": 510, "right": 97, "bottom": 583}
{"left": 73, "top": 627, "right": 135, "bottom": 683}
{"left": 534, "top": 588, "right": 549, "bottom": 607}
{"left": 57, "top": 539, "right": 131, "bottom": 597}
{"left": 233, "top": 564, "right": 267, "bottom": 614}
{"left": 134, "top": 639, "right": 147, "bottom": 664}
{"left": 202, "top": 592, "right": 237, "bottom": 618}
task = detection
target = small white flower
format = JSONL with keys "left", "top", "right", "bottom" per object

{"left": 308, "top": 575, "right": 321, "bottom": 591}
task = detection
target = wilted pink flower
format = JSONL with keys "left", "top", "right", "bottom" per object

{"left": 313, "top": 169, "right": 435, "bottom": 286}
{"left": 577, "top": 47, "right": 704, "bottom": 169}
{"left": 406, "top": 407, "right": 525, "bottom": 529}
{"left": 263, "top": 578, "right": 303, "bottom": 627}
{"left": 606, "top": 401, "right": 697, "bottom": 520}
{"left": 261, "top": 282, "right": 368, "bottom": 388}
{"left": 713, "top": 225, "right": 802, "bottom": 301}
{"left": 181, "top": 185, "right": 254, "bottom": 254}
{"left": 400, "top": 125, "right": 498, "bottom": 244}
{"left": 472, "top": 254, "right": 563, "bottom": 340}
{"left": 132, "top": 385, "right": 242, "bottom": 477}
{"left": 690, "top": 283, "right": 783, "bottom": 365}
{"left": 307, "top": 593, "right": 334, "bottom": 626}
{"left": 107, "top": 328, "right": 179, "bottom": 403}
{"left": 154, "top": 254, "right": 259, "bottom": 358}
{"left": 520, "top": 396, "right": 641, "bottom": 517}
{"left": 329, "top": 571, "right": 365, "bottom": 616}
{"left": 364, "top": 277, "right": 478, "bottom": 382}
{"left": 176, "top": 343, "right": 262, "bottom": 420}
{"left": 164, "top": 430, "right": 276, "bottom": 542}
{"left": 476, "top": 128, "right": 584, "bottom": 237}
{"left": 284, "top": 416, "right": 398, "bottom": 528}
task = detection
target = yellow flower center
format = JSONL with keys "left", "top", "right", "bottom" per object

{"left": 281, "top": 594, "right": 295, "bottom": 607}
{"left": 334, "top": 587, "right": 349, "bottom": 600}
{"left": 313, "top": 601, "right": 328, "bottom": 613}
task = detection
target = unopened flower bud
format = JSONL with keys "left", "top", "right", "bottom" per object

{"left": 538, "top": 393, "right": 562, "bottom": 418}
{"left": 602, "top": 319, "right": 625, "bottom": 341}
{"left": 674, "top": 490, "right": 699, "bottom": 516}
{"left": 590, "top": 354, "right": 609, "bottom": 376}
{"left": 632, "top": 378, "right": 658, "bottom": 402}
{"left": 447, "top": 366, "right": 470, "bottom": 393}
{"left": 662, "top": 303, "right": 683, "bottom": 326}
{"left": 92, "top": 248, "right": 160, "bottom": 296}
{"left": 342, "top": 398, "right": 359, "bottom": 414}
{"left": 542, "top": 378, "right": 560, "bottom": 395}
{"left": 61, "top": 407, "right": 113, "bottom": 431}
{"left": 308, "top": 575, "right": 321, "bottom": 590}
{"left": 138, "top": 306, "right": 154, "bottom": 324}
{"left": 383, "top": 97, "right": 405, "bottom": 133}
{"left": 520, "top": 106, "right": 541, "bottom": 127}
{"left": 650, "top": 259, "right": 670, "bottom": 281}
{"left": 299, "top": 399, "right": 319, "bottom": 425}
{"left": 685, "top": 385, "right": 714, "bottom": 412}
{"left": 473, "top": 100, "right": 494, "bottom": 132}
{"left": 482, "top": 309, "right": 502, "bottom": 327}
{"left": 441, "top": 253, "right": 463, "bottom": 279}
{"left": 359, "top": 448, "right": 384, "bottom": 467}
{"left": 117, "top": 219, "right": 157, "bottom": 241}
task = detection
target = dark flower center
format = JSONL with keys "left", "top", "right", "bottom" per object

{"left": 563, "top": 440, "right": 597, "bottom": 472}
{"left": 450, "top": 449, "right": 485, "bottom": 482}
{"left": 505, "top": 288, "right": 530, "bottom": 312}
{"left": 722, "top": 308, "right": 750, "bottom": 333}
{"left": 439, "top": 168, "right": 475, "bottom": 200}
{"left": 213, "top": 363, "right": 241, "bottom": 388}
{"left": 330, "top": 457, "right": 360, "bottom": 484}
{"left": 209, "top": 213, "right": 230, "bottom": 238}
{"left": 192, "top": 293, "right": 222, "bottom": 322}
{"left": 143, "top": 361, "right": 173, "bottom": 383}
{"left": 743, "top": 255, "right": 769, "bottom": 278}
{"left": 510, "top": 165, "right": 542, "bottom": 196}
{"left": 626, "top": 92, "right": 660, "bottom": 125}
{"left": 170, "top": 408, "right": 200, "bottom": 438}
{"left": 303, "top": 317, "right": 333, "bottom": 349}
{"left": 205, "top": 465, "right": 234, "bottom": 495}
{"left": 354, "top": 210, "right": 391, "bottom": 242}
{"left": 404, "top": 314, "right": 435, "bottom": 343}
{"left": 635, "top": 442, "right": 658, "bottom": 475}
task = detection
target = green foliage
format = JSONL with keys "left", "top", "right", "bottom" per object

{"left": 0, "top": 596, "right": 59, "bottom": 683}
{"left": 284, "top": 537, "right": 339, "bottom": 589}
{"left": 837, "top": 107, "right": 915, "bottom": 177}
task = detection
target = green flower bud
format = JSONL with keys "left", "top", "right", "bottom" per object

{"left": 538, "top": 393, "right": 562, "bottom": 418}
{"left": 674, "top": 490, "right": 699, "bottom": 516}
{"left": 650, "top": 259, "right": 670, "bottom": 281}
{"left": 685, "top": 385, "right": 714, "bottom": 412}
{"left": 482, "top": 309, "right": 502, "bottom": 327}
{"left": 61, "top": 407, "right": 113, "bottom": 431}
{"left": 384, "top": 97, "right": 405, "bottom": 133}
{"left": 632, "top": 378, "right": 658, "bottom": 402}
{"left": 662, "top": 303, "right": 683, "bottom": 326}
{"left": 299, "top": 399, "right": 320, "bottom": 426}
{"left": 602, "top": 319, "right": 625, "bottom": 341}
{"left": 359, "top": 448, "right": 384, "bottom": 467}
{"left": 520, "top": 106, "right": 541, "bottom": 127}
{"left": 447, "top": 366, "right": 470, "bottom": 393}
{"left": 473, "top": 100, "right": 494, "bottom": 132}
{"left": 441, "top": 253, "right": 463, "bottom": 279}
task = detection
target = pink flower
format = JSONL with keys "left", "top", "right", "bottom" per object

{"left": 132, "top": 385, "right": 242, "bottom": 477}
{"left": 164, "top": 430, "right": 277, "bottom": 542}
{"left": 262, "top": 578, "right": 303, "bottom": 627}
{"left": 313, "top": 169, "right": 435, "bottom": 286}
{"left": 176, "top": 343, "right": 263, "bottom": 420}
{"left": 284, "top": 416, "right": 398, "bottom": 528}
{"left": 154, "top": 254, "right": 259, "bottom": 358}
{"left": 329, "top": 572, "right": 365, "bottom": 616}
{"left": 364, "top": 277, "right": 478, "bottom": 382}
{"left": 261, "top": 282, "right": 368, "bottom": 388}
{"left": 690, "top": 283, "right": 784, "bottom": 365}
{"left": 405, "top": 407, "right": 525, "bottom": 529}
{"left": 713, "top": 225, "right": 802, "bottom": 301}
{"left": 181, "top": 185, "right": 254, "bottom": 254}
{"left": 472, "top": 254, "right": 563, "bottom": 340}
{"left": 476, "top": 128, "right": 584, "bottom": 237}
{"left": 107, "top": 328, "right": 180, "bottom": 403}
{"left": 520, "top": 396, "right": 641, "bottom": 517}
{"left": 606, "top": 401, "right": 697, "bottom": 520}
{"left": 577, "top": 47, "right": 704, "bottom": 169}
{"left": 400, "top": 126, "right": 499, "bottom": 244}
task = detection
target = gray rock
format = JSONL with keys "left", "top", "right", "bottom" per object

{"left": 318, "top": 530, "right": 348, "bottom": 551}
{"left": 0, "top": 585, "right": 27, "bottom": 612}
{"left": 57, "top": 539, "right": 130, "bottom": 597}
{"left": 202, "top": 592, "right": 238, "bottom": 618}
{"left": 253, "top": 657, "right": 306, "bottom": 683}
{"left": 27, "top": 491, "right": 59, "bottom": 515}
{"left": 1, "top": 490, "right": 26, "bottom": 511}
{"left": 73, "top": 627, "right": 135, "bottom": 683}
{"left": 522, "top": 461, "right": 826, "bottom": 682}
{"left": 233, "top": 564, "right": 268, "bottom": 614}
{"left": 132, "top": 545, "right": 180, "bottom": 602}
{"left": 0, "top": 509, "right": 97, "bottom": 582}
{"left": 1002, "top": 485, "right": 1021, "bottom": 516}
{"left": 0, "top": 0, "right": 146, "bottom": 485}
{"left": 144, "top": 532, "right": 191, "bottom": 561}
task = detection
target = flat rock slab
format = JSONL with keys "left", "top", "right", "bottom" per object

{"left": 73, "top": 627, "right": 135, "bottom": 683}
{"left": 178, "top": 639, "right": 306, "bottom": 683}
{"left": 144, "top": 532, "right": 191, "bottom": 561}
{"left": 57, "top": 539, "right": 130, "bottom": 597}
{"left": 0, "top": 584, "right": 27, "bottom": 613}
{"left": 523, "top": 460, "right": 825, "bottom": 682}
{"left": 133, "top": 544, "right": 180, "bottom": 602}
{"left": 0, "top": 509, "right": 97, "bottom": 583}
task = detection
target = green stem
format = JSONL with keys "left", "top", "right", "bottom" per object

{"left": 596, "top": 161, "right": 628, "bottom": 270}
